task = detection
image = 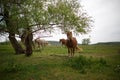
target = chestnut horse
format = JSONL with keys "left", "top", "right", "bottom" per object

{"left": 59, "top": 36, "right": 82, "bottom": 57}
{"left": 59, "top": 39, "right": 67, "bottom": 46}
{"left": 66, "top": 31, "right": 79, "bottom": 57}
{"left": 59, "top": 38, "right": 82, "bottom": 56}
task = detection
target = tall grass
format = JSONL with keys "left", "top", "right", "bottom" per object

{"left": 1, "top": 58, "right": 22, "bottom": 72}
{"left": 65, "top": 55, "right": 108, "bottom": 73}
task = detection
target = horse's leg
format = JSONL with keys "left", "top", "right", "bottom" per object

{"left": 68, "top": 48, "right": 70, "bottom": 57}
{"left": 71, "top": 48, "right": 73, "bottom": 57}
{"left": 72, "top": 48, "right": 75, "bottom": 57}
{"left": 39, "top": 43, "right": 43, "bottom": 52}
{"left": 38, "top": 44, "right": 40, "bottom": 50}
{"left": 70, "top": 48, "right": 73, "bottom": 57}
{"left": 34, "top": 42, "right": 36, "bottom": 49}
{"left": 38, "top": 42, "right": 41, "bottom": 51}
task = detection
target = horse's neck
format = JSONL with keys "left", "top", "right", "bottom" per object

{"left": 68, "top": 37, "right": 73, "bottom": 41}
{"left": 67, "top": 34, "right": 73, "bottom": 40}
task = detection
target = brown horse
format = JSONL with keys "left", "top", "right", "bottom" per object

{"left": 34, "top": 38, "right": 48, "bottom": 50}
{"left": 59, "top": 39, "right": 67, "bottom": 46}
{"left": 59, "top": 38, "right": 79, "bottom": 49}
{"left": 59, "top": 37, "right": 82, "bottom": 57}
{"left": 66, "top": 31, "right": 78, "bottom": 57}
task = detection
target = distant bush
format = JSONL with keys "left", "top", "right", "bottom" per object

{"left": 65, "top": 56, "right": 108, "bottom": 73}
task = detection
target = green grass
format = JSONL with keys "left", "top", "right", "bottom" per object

{"left": 0, "top": 43, "right": 120, "bottom": 80}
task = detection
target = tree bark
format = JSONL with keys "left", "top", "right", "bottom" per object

{"left": 24, "top": 29, "right": 33, "bottom": 56}
{"left": 9, "top": 33, "right": 25, "bottom": 54}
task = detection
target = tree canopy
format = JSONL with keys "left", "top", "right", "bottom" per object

{"left": 0, "top": 0, "right": 93, "bottom": 35}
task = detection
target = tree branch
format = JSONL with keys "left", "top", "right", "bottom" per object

{"left": 0, "top": 17, "right": 4, "bottom": 22}
{"left": 31, "top": 23, "right": 64, "bottom": 33}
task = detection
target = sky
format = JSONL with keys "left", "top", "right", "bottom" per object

{"left": 80, "top": 0, "right": 120, "bottom": 44}
{"left": 0, "top": 0, "right": 120, "bottom": 44}
{"left": 43, "top": 0, "right": 120, "bottom": 44}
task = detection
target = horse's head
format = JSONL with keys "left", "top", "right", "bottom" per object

{"left": 66, "top": 31, "right": 73, "bottom": 40}
{"left": 59, "top": 39, "right": 67, "bottom": 45}
{"left": 59, "top": 39, "right": 62, "bottom": 43}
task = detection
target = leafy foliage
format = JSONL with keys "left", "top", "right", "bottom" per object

{"left": 47, "top": 0, "right": 93, "bottom": 33}
{"left": 0, "top": 0, "right": 93, "bottom": 35}
{"left": 65, "top": 56, "right": 108, "bottom": 73}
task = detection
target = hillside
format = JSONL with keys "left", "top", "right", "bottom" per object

{"left": 95, "top": 42, "right": 120, "bottom": 45}
{"left": 48, "top": 41, "right": 60, "bottom": 45}
{"left": 48, "top": 41, "right": 120, "bottom": 46}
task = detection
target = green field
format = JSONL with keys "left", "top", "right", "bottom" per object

{"left": 0, "top": 43, "right": 120, "bottom": 80}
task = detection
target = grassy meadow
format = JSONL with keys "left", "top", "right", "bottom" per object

{"left": 0, "top": 42, "right": 120, "bottom": 80}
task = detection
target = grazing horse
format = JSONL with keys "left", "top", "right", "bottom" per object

{"left": 34, "top": 38, "right": 48, "bottom": 50}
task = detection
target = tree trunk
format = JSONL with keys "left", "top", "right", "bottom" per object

{"left": 4, "top": 3, "right": 24, "bottom": 54}
{"left": 24, "top": 29, "right": 33, "bottom": 56}
{"left": 9, "top": 33, "right": 25, "bottom": 54}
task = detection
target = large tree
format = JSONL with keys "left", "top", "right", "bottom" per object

{"left": 0, "top": 0, "right": 93, "bottom": 56}
{"left": 0, "top": 0, "right": 25, "bottom": 54}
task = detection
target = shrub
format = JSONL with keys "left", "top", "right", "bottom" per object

{"left": 97, "top": 58, "right": 107, "bottom": 65}
{"left": 65, "top": 56, "right": 108, "bottom": 73}
{"left": 65, "top": 56, "right": 92, "bottom": 73}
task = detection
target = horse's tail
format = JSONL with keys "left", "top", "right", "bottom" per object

{"left": 76, "top": 46, "right": 83, "bottom": 52}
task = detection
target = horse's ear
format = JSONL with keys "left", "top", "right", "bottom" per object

{"left": 67, "top": 31, "right": 72, "bottom": 34}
